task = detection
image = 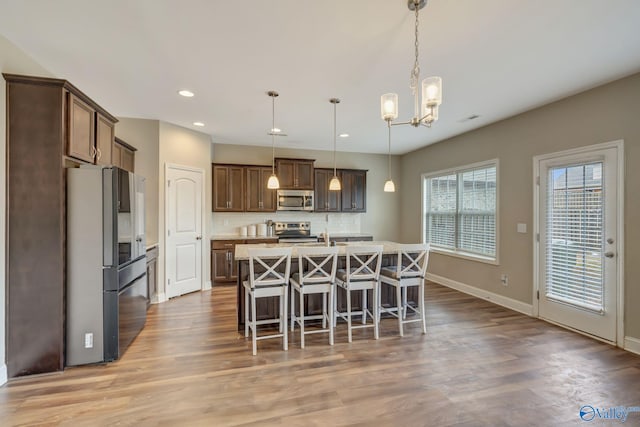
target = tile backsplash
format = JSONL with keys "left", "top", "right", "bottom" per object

{"left": 211, "top": 212, "right": 361, "bottom": 237}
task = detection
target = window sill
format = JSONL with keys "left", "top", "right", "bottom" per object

{"left": 429, "top": 247, "right": 499, "bottom": 265}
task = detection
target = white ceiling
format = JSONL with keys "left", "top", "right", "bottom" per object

{"left": 1, "top": 0, "right": 640, "bottom": 154}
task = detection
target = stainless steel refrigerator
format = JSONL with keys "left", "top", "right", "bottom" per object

{"left": 66, "top": 165, "right": 147, "bottom": 365}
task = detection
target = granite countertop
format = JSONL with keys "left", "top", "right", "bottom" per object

{"left": 234, "top": 241, "right": 400, "bottom": 260}
{"left": 326, "top": 233, "right": 373, "bottom": 238}
{"left": 211, "top": 235, "right": 278, "bottom": 241}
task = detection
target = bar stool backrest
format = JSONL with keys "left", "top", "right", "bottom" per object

{"left": 247, "top": 247, "right": 292, "bottom": 288}
{"left": 344, "top": 245, "right": 384, "bottom": 282}
{"left": 296, "top": 246, "right": 339, "bottom": 285}
{"left": 393, "top": 243, "right": 430, "bottom": 279}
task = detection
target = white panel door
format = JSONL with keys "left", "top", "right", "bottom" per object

{"left": 536, "top": 144, "right": 621, "bottom": 343}
{"left": 166, "top": 165, "right": 203, "bottom": 298}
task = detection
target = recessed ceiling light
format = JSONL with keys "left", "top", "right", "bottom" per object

{"left": 193, "top": 122, "right": 205, "bottom": 127}
{"left": 178, "top": 90, "right": 195, "bottom": 97}
{"left": 271, "top": 128, "right": 281, "bottom": 133}
{"left": 339, "top": 133, "right": 349, "bottom": 138}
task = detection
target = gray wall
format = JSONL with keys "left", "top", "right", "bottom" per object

{"left": 400, "top": 72, "right": 640, "bottom": 341}
{"left": 212, "top": 144, "right": 402, "bottom": 241}
{"left": 0, "top": 34, "right": 55, "bottom": 385}
{"left": 115, "top": 118, "right": 160, "bottom": 245}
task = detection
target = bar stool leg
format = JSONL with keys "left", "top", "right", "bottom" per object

{"left": 251, "top": 293, "right": 257, "bottom": 356}
{"left": 290, "top": 286, "right": 295, "bottom": 332}
{"left": 322, "top": 293, "right": 327, "bottom": 329}
{"left": 373, "top": 282, "right": 379, "bottom": 340}
{"left": 362, "top": 290, "right": 367, "bottom": 325}
{"left": 245, "top": 287, "right": 249, "bottom": 338}
{"left": 396, "top": 283, "right": 404, "bottom": 337}
{"left": 347, "top": 286, "right": 353, "bottom": 343}
{"left": 329, "top": 286, "right": 334, "bottom": 346}
{"left": 420, "top": 281, "right": 427, "bottom": 334}
{"left": 299, "top": 287, "right": 305, "bottom": 349}
{"left": 283, "top": 287, "right": 288, "bottom": 351}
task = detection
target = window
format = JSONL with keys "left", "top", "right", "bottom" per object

{"left": 423, "top": 161, "right": 497, "bottom": 261}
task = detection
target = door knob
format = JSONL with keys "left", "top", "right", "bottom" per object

{"left": 196, "top": 235, "right": 202, "bottom": 240}
{"left": 604, "top": 251, "right": 615, "bottom": 258}
{"left": 607, "top": 238, "right": 614, "bottom": 244}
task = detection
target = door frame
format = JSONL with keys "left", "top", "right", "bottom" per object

{"left": 164, "top": 163, "right": 206, "bottom": 298}
{"left": 532, "top": 140, "right": 625, "bottom": 347}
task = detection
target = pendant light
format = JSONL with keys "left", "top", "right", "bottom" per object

{"left": 383, "top": 121, "right": 396, "bottom": 192}
{"left": 267, "top": 91, "right": 280, "bottom": 189}
{"left": 328, "top": 98, "right": 341, "bottom": 191}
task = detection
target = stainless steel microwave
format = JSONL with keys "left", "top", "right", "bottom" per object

{"left": 277, "top": 190, "right": 314, "bottom": 211}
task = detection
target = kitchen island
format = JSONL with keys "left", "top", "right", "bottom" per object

{"left": 234, "top": 241, "right": 419, "bottom": 328}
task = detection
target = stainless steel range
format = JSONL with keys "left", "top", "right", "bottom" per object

{"left": 275, "top": 221, "right": 318, "bottom": 243}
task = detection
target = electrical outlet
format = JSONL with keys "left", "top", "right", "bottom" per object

{"left": 500, "top": 274, "right": 508, "bottom": 286}
{"left": 84, "top": 332, "right": 93, "bottom": 349}
{"left": 223, "top": 219, "right": 229, "bottom": 226}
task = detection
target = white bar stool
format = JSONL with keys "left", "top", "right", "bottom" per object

{"left": 334, "top": 245, "right": 383, "bottom": 343}
{"left": 243, "top": 247, "right": 292, "bottom": 355}
{"left": 290, "top": 246, "right": 339, "bottom": 348}
{"left": 379, "top": 243, "right": 429, "bottom": 336}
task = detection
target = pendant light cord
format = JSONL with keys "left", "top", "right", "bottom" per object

{"left": 271, "top": 95, "right": 276, "bottom": 174}
{"left": 387, "top": 121, "right": 392, "bottom": 179}
{"left": 333, "top": 101, "right": 337, "bottom": 176}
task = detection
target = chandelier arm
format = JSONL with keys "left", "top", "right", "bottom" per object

{"left": 390, "top": 120, "right": 413, "bottom": 127}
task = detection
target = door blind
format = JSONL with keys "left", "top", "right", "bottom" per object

{"left": 545, "top": 162, "right": 604, "bottom": 312}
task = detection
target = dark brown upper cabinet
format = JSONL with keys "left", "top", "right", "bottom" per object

{"left": 112, "top": 137, "right": 136, "bottom": 172}
{"left": 66, "top": 92, "right": 117, "bottom": 165}
{"left": 340, "top": 169, "right": 367, "bottom": 212}
{"left": 275, "top": 158, "right": 315, "bottom": 190}
{"left": 213, "top": 164, "right": 245, "bottom": 212}
{"left": 245, "top": 166, "right": 277, "bottom": 212}
{"left": 314, "top": 168, "right": 341, "bottom": 212}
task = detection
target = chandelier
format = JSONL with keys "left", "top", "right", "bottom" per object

{"left": 381, "top": 0, "right": 442, "bottom": 128}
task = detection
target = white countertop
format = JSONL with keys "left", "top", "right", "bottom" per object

{"left": 234, "top": 241, "right": 400, "bottom": 260}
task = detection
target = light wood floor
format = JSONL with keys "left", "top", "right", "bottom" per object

{"left": 1, "top": 283, "right": 639, "bottom": 426}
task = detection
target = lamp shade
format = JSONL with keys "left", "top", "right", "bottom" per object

{"left": 381, "top": 93, "right": 398, "bottom": 121}
{"left": 422, "top": 76, "right": 442, "bottom": 107}
{"left": 267, "top": 174, "right": 280, "bottom": 189}
{"left": 384, "top": 179, "right": 396, "bottom": 192}
{"left": 329, "top": 175, "right": 341, "bottom": 191}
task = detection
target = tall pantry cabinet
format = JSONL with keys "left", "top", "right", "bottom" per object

{"left": 3, "top": 74, "right": 118, "bottom": 378}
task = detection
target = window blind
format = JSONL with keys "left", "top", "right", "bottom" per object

{"left": 424, "top": 163, "right": 497, "bottom": 259}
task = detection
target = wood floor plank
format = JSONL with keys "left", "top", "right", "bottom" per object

{"left": 1, "top": 282, "right": 639, "bottom": 426}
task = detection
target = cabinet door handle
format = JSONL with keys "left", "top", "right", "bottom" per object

{"left": 90, "top": 146, "right": 97, "bottom": 159}
{"left": 96, "top": 148, "right": 102, "bottom": 160}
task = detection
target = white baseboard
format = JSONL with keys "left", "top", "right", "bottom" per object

{"left": 0, "top": 363, "right": 7, "bottom": 387}
{"left": 154, "top": 292, "right": 167, "bottom": 304}
{"left": 426, "top": 273, "right": 534, "bottom": 316}
{"left": 203, "top": 280, "right": 212, "bottom": 291}
{"left": 625, "top": 336, "right": 640, "bottom": 356}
